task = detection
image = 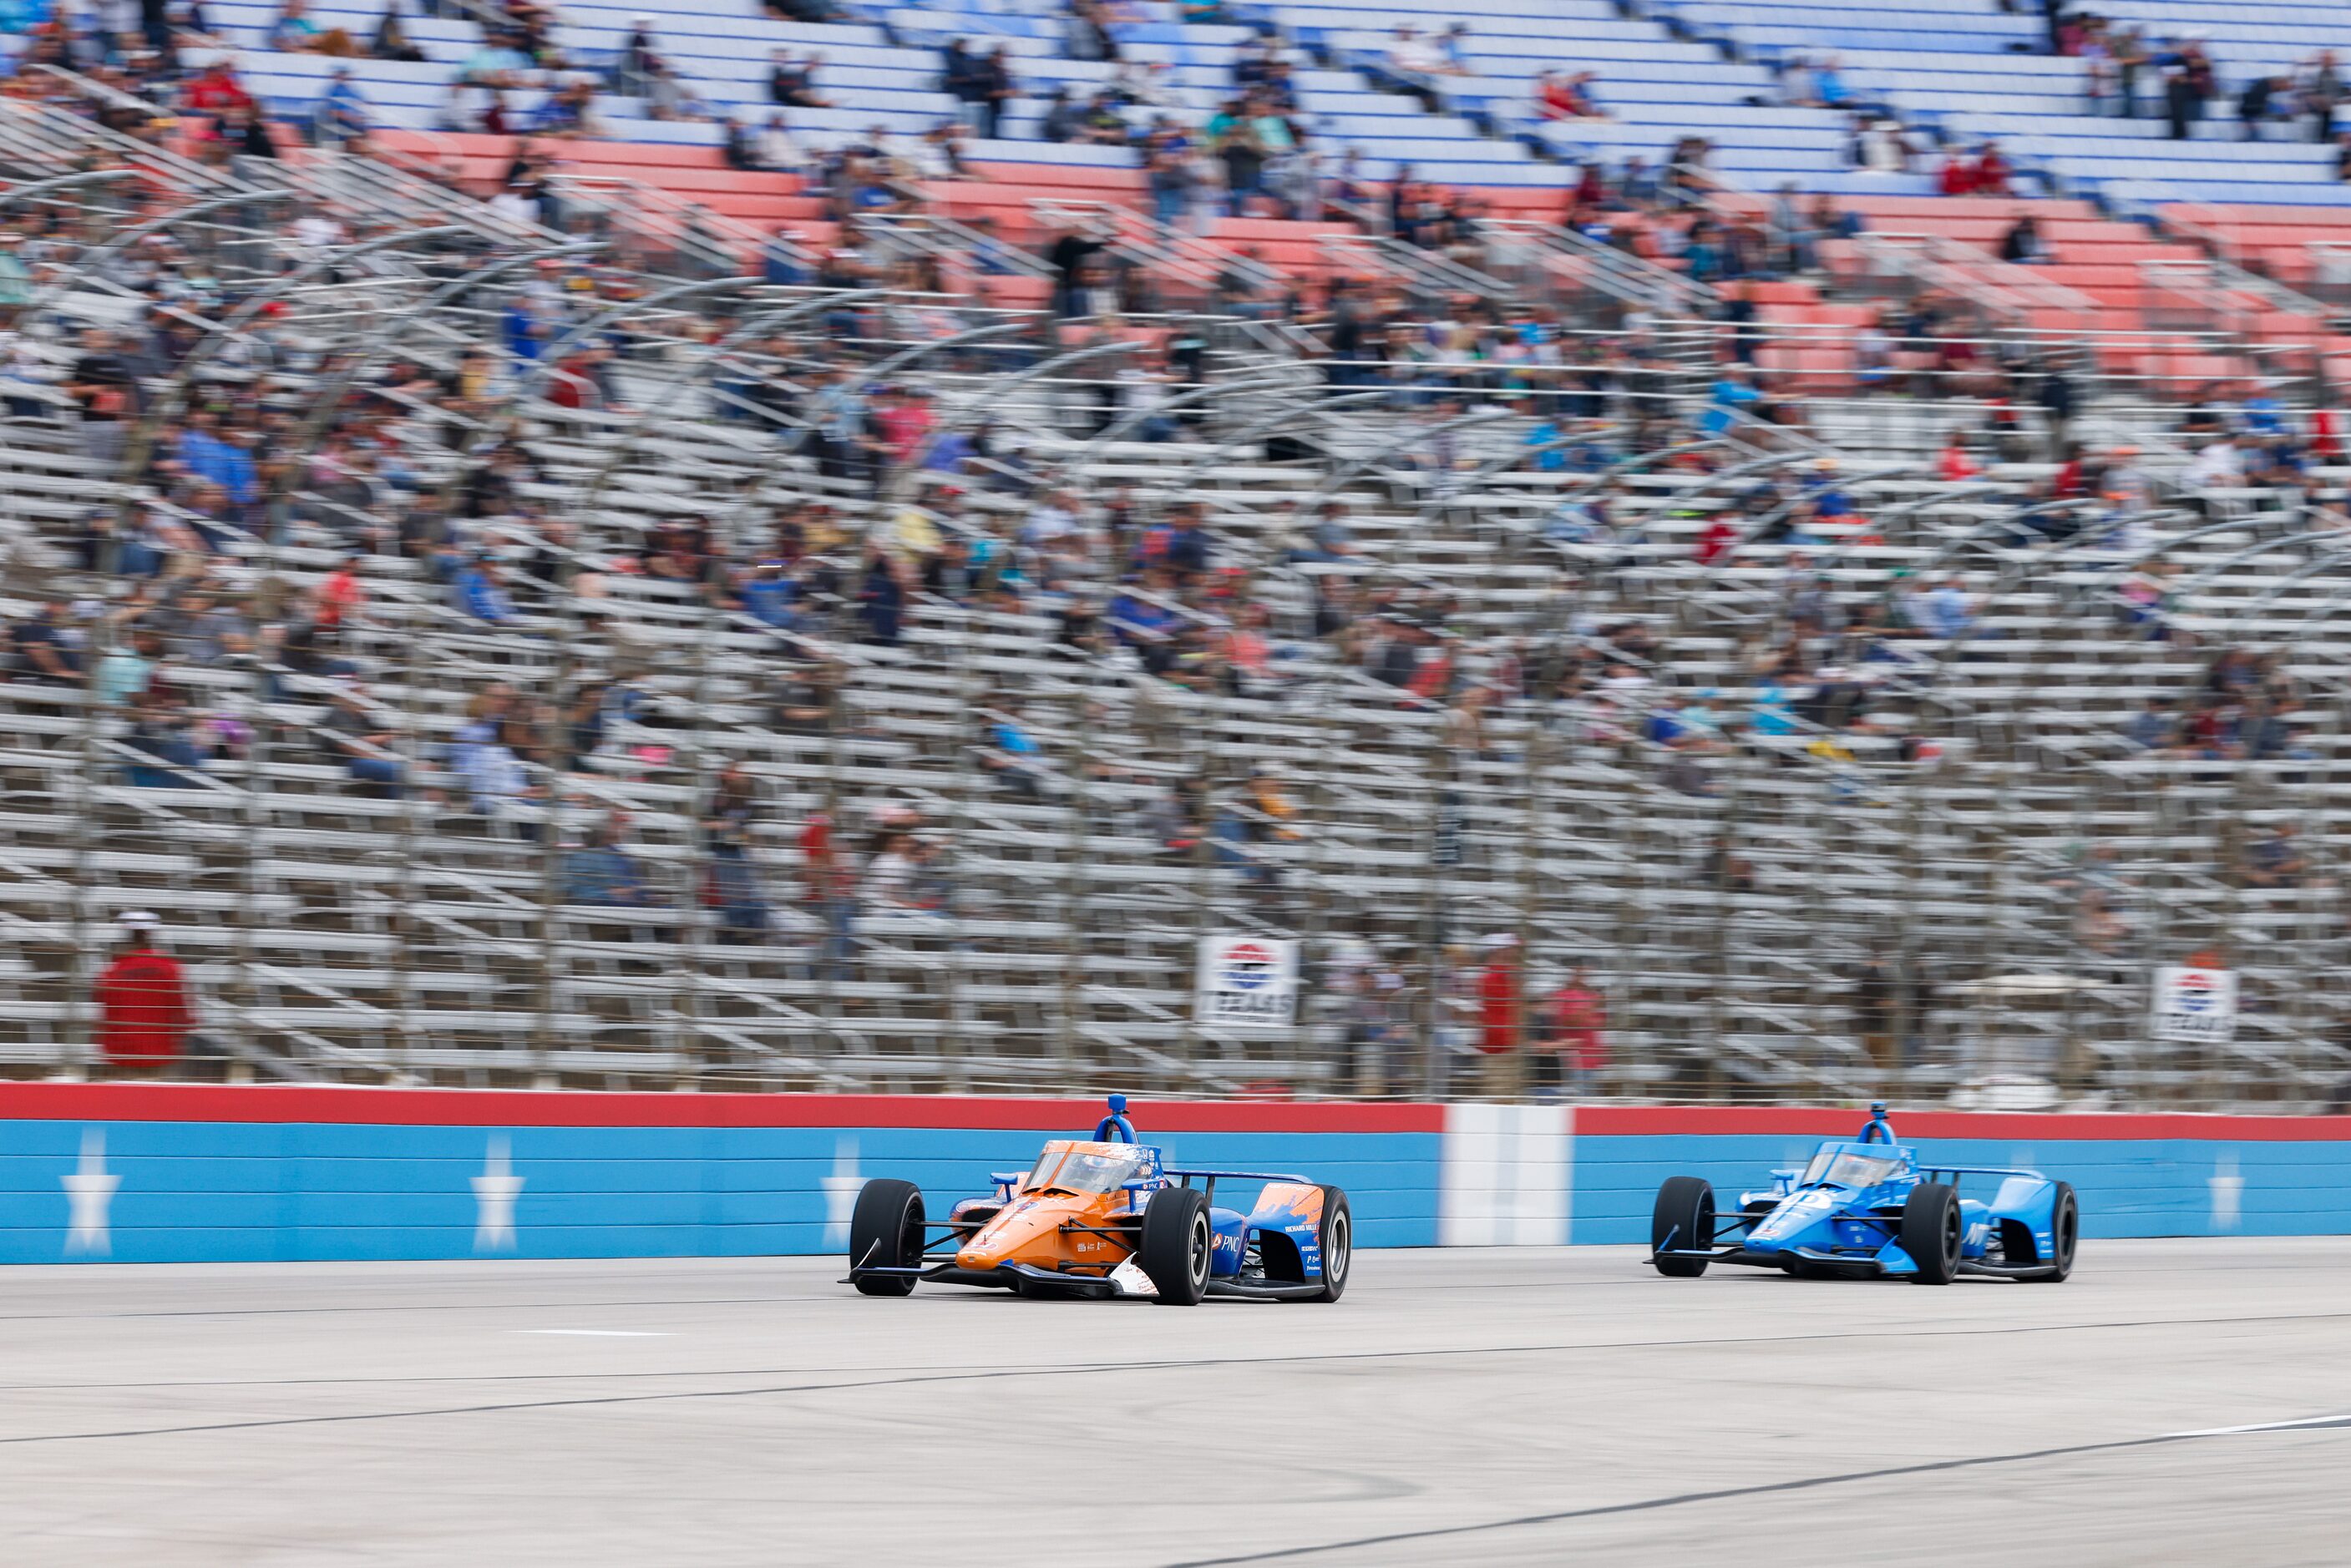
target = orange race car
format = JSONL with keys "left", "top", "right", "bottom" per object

{"left": 842, "top": 1096, "right": 1351, "bottom": 1305}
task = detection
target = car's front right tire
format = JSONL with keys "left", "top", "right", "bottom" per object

{"left": 1138, "top": 1186, "right": 1211, "bottom": 1306}
{"left": 848, "top": 1178, "right": 924, "bottom": 1297}
{"left": 1651, "top": 1176, "right": 1715, "bottom": 1277}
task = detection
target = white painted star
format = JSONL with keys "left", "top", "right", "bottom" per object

{"left": 473, "top": 1137, "right": 525, "bottom": 1252}
{"left": 819, "top": 1137, "right": 861, "bottom": 1248}
{"left": 2209, "top": 1154, "right": 2244, "bottom": 1232}
{"left": 61, "top": 1130, "right": 119, "bottom": 1257}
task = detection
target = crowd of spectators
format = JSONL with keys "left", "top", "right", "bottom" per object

{"left": 13, "top": 0, "right": 2351, "bottom": 1095}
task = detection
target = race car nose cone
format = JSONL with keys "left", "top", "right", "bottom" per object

{"left": 956, "top": 1198, "right": 1065, "bottom": 1270}
{"left": 1752, "top": 1190, "right": 1833, "bottom": 1244}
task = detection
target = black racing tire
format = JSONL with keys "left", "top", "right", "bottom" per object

{"left": 2029, "top": 1181, "right": 2079, "bottom": 1283}
{"left": 1138, "top": 1185, "right": 1211, "bottom": 1306}
{"left": 1303, "top": 1186, "right": 1351, "bottom": 1302}
{"left": 1651, "top": 1176, "right": 1715, "bottom": 1277}
{"left": 848, "top": 1178, "right": 924, "bottom": 1297}
{"left": 1901, "top": 1181, "right": 1962, "bottom": 1286}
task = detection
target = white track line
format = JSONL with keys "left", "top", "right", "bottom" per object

{"left": 2166, "top": 1414, "right": 2351, "bottom": 1439}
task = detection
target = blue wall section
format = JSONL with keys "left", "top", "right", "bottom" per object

{"left": 1574, "top": 1135, "right": 2351, "bottom": 1245}
{"left": 0, "top": 1120, "right": 1443, "bottom": 1265}
{"left": 4, "top": 1105, "right": 2348, "bottom": 1265}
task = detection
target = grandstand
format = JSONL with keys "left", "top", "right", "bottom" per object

{"left": 3, "top": 0, "right": 2351, "bottom": 1112}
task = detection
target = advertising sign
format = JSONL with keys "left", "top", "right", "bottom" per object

{"left": 1193, "top": 934, "right": 1300, "bottom": 1031}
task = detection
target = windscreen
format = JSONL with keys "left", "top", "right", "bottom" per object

{"left": 1024, "top": 1146, "right": 1146, "bottom": 1195}
{"left": 1802, "top": 1151, "right": 1903, "bottom": 1189}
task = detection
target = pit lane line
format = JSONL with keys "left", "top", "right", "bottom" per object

{"left": 2, "top": 1308, "right": 2348, "bottom": 1444}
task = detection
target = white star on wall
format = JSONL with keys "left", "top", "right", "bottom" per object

{"left": 819, "top": 1138, "right": 861, "bottom": 1248}
{"left": 61, "top": 1130, "right": 119, "bottom": 1257}
{"left": 473, "top": 1137, "right": 525, "bottom": 1252}
{"left": 2209, "top": 1154, "right": 2244, "bottom": 1232}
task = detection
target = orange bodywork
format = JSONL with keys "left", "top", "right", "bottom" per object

{"left": 955, "top": 1141, "right": 1144, "bottom": 1277}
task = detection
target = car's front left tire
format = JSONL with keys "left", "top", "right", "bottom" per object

{"left": 1303, "top": 1186, "right": 1351, "bottom": 1302}
{"left": 2029, "top": 1181, "right": 2079, "bottom": 1282}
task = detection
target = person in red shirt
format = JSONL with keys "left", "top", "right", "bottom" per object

{"left": 872, "top": 384, "right": 935, "bottom": 475}
{"left": 183, "top": 60, "right": 256, "bottom": 118}
{"left": 1548, "top": 966, "right": 1608, "bottom": 1097}
{"left": 1971, "top": 142, "right": 2012, "bottom": 196}
{"left": 1937, "top": 429, "right": 1979, "bottom": 481}
{"left": 1693, "top": 511, "right": 1739, "bottom": 566}
{"left": 316, "top": 553, "right": 366, "bottom": 633}
{"left": 1477, "top": 933, "right": 1523, "bottom": 1100}
{"left": 799, "top": 811, "right": 854, "bottom": 977}
{"left": 93, "top": 913, "right": 191, "bottom": 1078}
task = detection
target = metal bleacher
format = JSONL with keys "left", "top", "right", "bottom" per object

{"left": 4, "top": 78, "right": 2350, "bottom": 1112}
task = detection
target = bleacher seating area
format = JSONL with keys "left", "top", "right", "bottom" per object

{"left": 4, "top": 0, "right": 2351, "bottom": 1112}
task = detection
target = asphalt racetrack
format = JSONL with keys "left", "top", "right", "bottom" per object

{"left": 0, "top": 1240, "right": 2344, "bottom": 1565}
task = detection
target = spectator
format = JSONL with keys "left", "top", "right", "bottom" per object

{"left": 315, "top": 67, "right": 371, "bottom": 149}
{"left": 453, "top": 715, "right": 534, "bottom": 819}
{"left": 371, "top": 1, "right": 424, "bottom": 62}
{"left": 799, "top": 807, "right": 856, "bottom": 975}
{"left": 1067, "top": 0, "right": 1118, "bottom": 64}
{"left": 980, "top": 701, "right": 1051, "bottom": 800}
{"left": 1384, "top": 23, "right": 1454, "bottom": 113}
{"left": 1700, "top": 367, "right": 1761, "bottom": 436}
{"left": 94, "top": 912, "right": 194, "bottom": 1079}
{"left": 1543, "top": 965, "right": 1607, "bottom": 1097}
{"left": 2242, "top": 822, "right": 2309, "bottom": 889}
{"left": 454, "top": 554, "right": 518, "bottom": 625}
{"left": 2124, "top": 695, "right": 2178, "bottom": 751}
{"left": 973, "top": 45, "right": 1014, "bottom": 140}
{"left": 942, "top": 38, "right": 986, "bottom": 127}
{"left": 1852, "top": 956, "right": 1896, "bottom": 1072}
{"left": 859, "top": 826, "right": 925, "bottom": 918}
{"left": 702, "top": 760, "right": 769, "bottom": 941}
{"left": 1923, "top": 574, "right": 1974, "bottom": 640}
{"left": 1476, "top": 932, "right": 1523, "bottom": 1100}
{"left": 1997, "top": 211, "right": 2044, "bottom": 264}
{"left": 320, "top": 679, "right": 408, "bottom": 795}
{"left": 565, "top": 814, "right": 661, "bottom": 906}
{"left": 10, "top": 599, "right": 80, "bottom": 684}
{"left": 268, "top": 0, "right": 320, "bottom": 49}
{"left": 2307, "top": 51, "right": 2343, "bottom": 143}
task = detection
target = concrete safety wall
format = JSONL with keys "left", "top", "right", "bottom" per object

{"left": 1, "top": 1085, "right": 2346, "bottom": 1264}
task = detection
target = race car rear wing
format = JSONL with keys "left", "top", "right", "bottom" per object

{"left": 1166, "top": 1168, "right": 1312, "bottom": 1185}
{"left": 1165, "top": 1167, "right": 1312, "bottom": 1209}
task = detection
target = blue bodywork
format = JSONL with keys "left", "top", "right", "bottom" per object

{"left": 1651, "top": 1105, "right": 2076, "bottom": 1282}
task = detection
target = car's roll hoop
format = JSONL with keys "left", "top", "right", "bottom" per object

{"left": 1094, "top": 1093, "right": 1138, "bottom": 1144}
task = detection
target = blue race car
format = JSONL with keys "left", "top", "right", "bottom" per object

{"left": 1647, "top": 1104, "right": 2079, "bottom": 1284}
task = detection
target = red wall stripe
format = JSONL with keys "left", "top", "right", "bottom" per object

{"left": 3, "top": 1085, "right": 2347, "bottom": 1141}
{"left": 1574, "top": 1106, "right": 2351, "bottom": 1141}
{"left": 0, "top": 1084, "right": 1445, "bottom": 1135}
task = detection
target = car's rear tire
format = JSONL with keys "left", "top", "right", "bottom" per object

{"left": 1139, "top": 1186, "right": 1211, "bottom": 1306}
{"left": 1303, "top": 1186, "right": 1351, "bottom": 1302}
{"left": 1651, "top": 1176, "right": 1715, "bottom": 1277}
{"left": 848, "top": 1178, "right": 924, "bottom": 1297}
{"left": 2029, "top": 1181, "right": 2078, "bottom": 1282}
{"left": 1901, "top": 1181, "right": 1962, "bottom": 1285}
